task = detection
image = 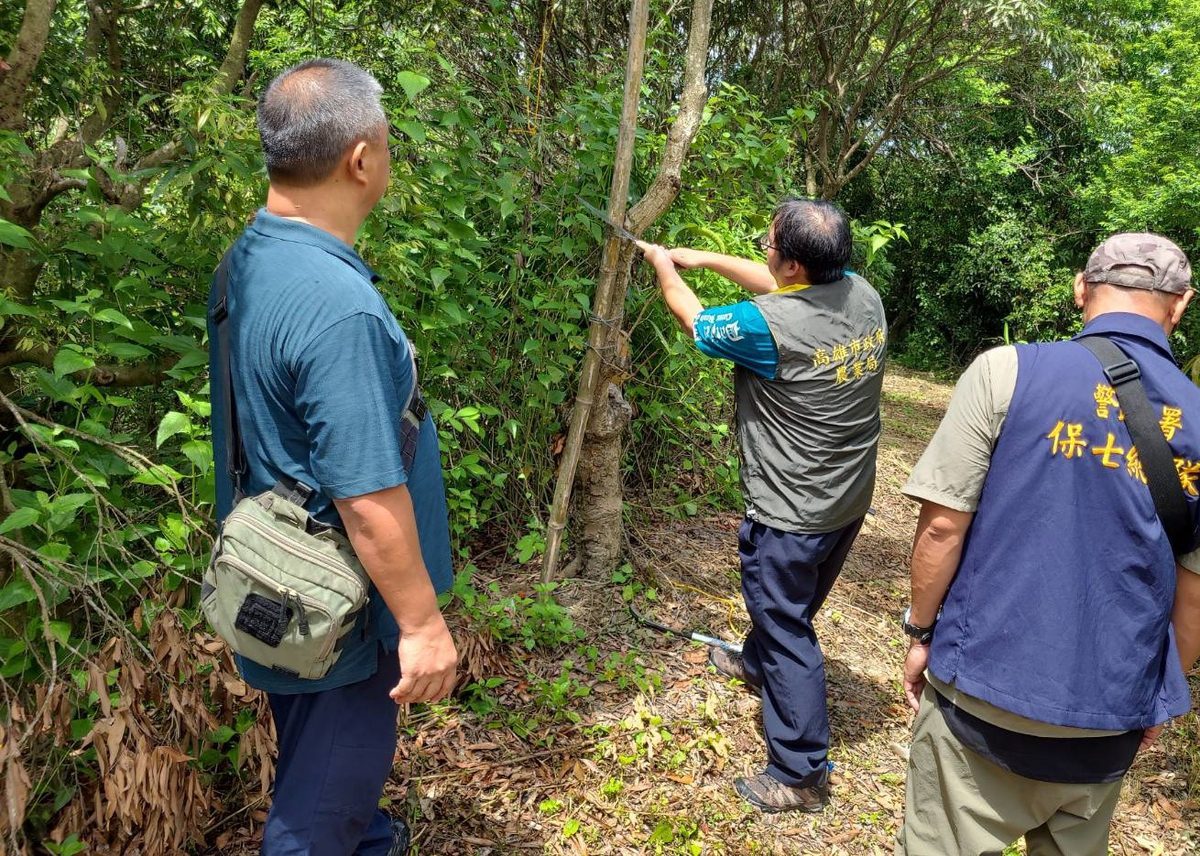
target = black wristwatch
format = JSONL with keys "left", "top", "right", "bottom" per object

{"left": 902, "top": 606, "right": 939, "bottom": 644}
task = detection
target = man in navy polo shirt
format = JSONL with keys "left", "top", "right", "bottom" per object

{"left": 898, "top": 234, "right": 1200, "bottom": 854}
{"left": 638, "top": 198, "right": 887, "bottom": 812}
{"left": 207, "top": 59, "right": 457, "bottom": 855}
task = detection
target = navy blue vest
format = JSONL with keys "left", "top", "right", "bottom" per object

{"left": 930, "top": 313, "right": 1198, "bottom": 730}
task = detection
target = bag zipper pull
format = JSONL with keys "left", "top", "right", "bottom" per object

{"left": 277, "top": 590, "right": 290, "bottom": 633}
{"left": 291, "top": 591, "right": 310, "bottom": 637}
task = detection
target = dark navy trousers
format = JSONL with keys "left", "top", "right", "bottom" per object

{"left": 263, "top": 646, "right": 400, "bottom": 855}
{"left": 738, "top": 516, "right": 863, "bottom": 787}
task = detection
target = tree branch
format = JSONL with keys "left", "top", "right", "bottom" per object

{"left": 627, "top": 0, "right": 716, "bottom": 234}
{"left": 0, "top": 0, "right": 59, "bottom": 131}
{"left": 23, "top": 176, "right": 90, "bottom": 224}
{"left": 79, "top": 0, "right": 124, "bottom": 146}
{"left": 212, "top": 0, "right": 267, "bottom": 96}
{"left": 0, "top": 347, "right": 181, "bottom": 388}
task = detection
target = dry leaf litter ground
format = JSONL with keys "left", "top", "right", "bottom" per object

{"left": 217, "top": 369, "right": 1200, "bottom": 855}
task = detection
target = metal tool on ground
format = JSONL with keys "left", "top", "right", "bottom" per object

{"left": 578, "top": 197, "right": 643, "bottom": 246}
{"left": 629, "top": 602, "right": 743, "bottom": 654}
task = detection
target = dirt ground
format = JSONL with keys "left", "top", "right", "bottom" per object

{"left": 220, "top": 369, "right": 1200, "bottom": 855}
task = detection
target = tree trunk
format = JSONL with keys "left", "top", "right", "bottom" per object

{"left": 571, "top": 0, "right": 715, "bottom": 578}
{"left": 576, "top": 382, "right": 632, "bottom": 573}
{"left": 540, "top": 0, "right": 650, "bottom": 585}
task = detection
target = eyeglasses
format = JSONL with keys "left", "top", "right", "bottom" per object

{"left": 756, "top": 233, "right": 778, "bottom": 252}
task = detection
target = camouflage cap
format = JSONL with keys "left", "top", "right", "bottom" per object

{"left": 1083, "top": 232, "right": 1192, "bottom": 294}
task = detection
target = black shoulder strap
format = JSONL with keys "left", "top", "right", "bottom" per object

{"left": 1077, "top": 335, "right": 1193, "bottom": 555}
{"left": 210, "top": 252, "right": 247, "bottom": 502}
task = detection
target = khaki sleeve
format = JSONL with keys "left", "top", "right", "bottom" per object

{"left": 1178, "top": 552, "right": 1200, "bottom": 576}
{"left": 903, "top": 346, "right": 1017, "bottom": 512}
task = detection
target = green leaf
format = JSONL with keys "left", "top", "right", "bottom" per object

{"left": 94, "top": 308, "right": 134, "bottom": 329}
{"left": 0, "top": 581, "right": 36, "bottom": 611}
{"left": 70, "top": 718, "right": 94, "bottom": 741}
{"left": 156, "top": 411, "right": 191, "bottom": 447}
{"left": 131, "top": 561, "right": 157, "bottom": 579}
{"left": 47, "top": 620, "right": 71, "bottom": 646}
{"left": 181, "top": 440, "right": 213, "bottom": 473}
{"left": 48, "top": 494, "right": 93, "bottom": 515}
{"left": 0, "top": 507, "right": 40, "bottom": 535}
{"left": 53, "top": 348, "right": 94, "bottom": 378}
{"left": 396, "top": 120, "right": 426, "bottom": 143}
{"left": 395, "top": 71, "right": 432, "bottom": 101}
{"left": 62, "top": 239, "right": 104, "bottom": 256}
{"left": 49, "top": 297, "right": 91, "bottom": 314}
{"left": 35, "top": 369, "right": 77, "bottom": 402}
{"left": 124, "top": 242, "right": 161, "bottom": 266}
{"left": 0, "top": 297, "right": 38, "bottom": 318}
{"left": 430, "top": 268, "right": 451, "bottom": 289}
{"left": 0, "top": 218, "right": 33, "bottom": 248}
{"left": 37, "top": 542, "right": 71, "bottom": 561}
{"left": 132, "top": 464, "right": 184, "bottom": 486}
{"left": 171, "top": 348, "right": 209, "bottom": 371}
{"left": 0, "top": 654, "right": 28, "bottom": 678}
{"left": 104, "top": 342, "right": 152, "bottom": 360}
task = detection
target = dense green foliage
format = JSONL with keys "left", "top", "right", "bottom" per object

{"left": 871, "top": 0, "right": 1200, "bottom": 367}
{"left": 1, "top": 0, "right": 1198, "bottom": 848}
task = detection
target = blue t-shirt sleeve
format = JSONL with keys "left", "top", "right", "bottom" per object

{"left": 293, "top": 312, "right": 411, "bottom": 498}
{"left": 693, "top": 302, "right": 779, "bottom": 379}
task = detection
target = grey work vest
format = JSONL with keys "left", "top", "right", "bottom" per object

{"left": 736, "top": 274, "right": 886, "bottom": 533}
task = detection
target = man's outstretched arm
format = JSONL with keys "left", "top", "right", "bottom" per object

{"left": 639, "top": 242, "right": 704, "bottom": 335}
{"left": 669, "top": 247, "right": 776, "bottom": 294}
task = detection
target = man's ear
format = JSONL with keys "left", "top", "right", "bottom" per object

{"left": 1073, "top": 272, "right": 1088, "bottom": 309}
{"left": 1169, "top": 289, "right": 1194, "bottom": 330}
{"left": 347, "top": 140, "right": 370, "bottom": 185}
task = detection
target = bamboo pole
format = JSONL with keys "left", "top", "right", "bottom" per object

{"left": 541, "top": 0, "right": 650, "bottom": 586}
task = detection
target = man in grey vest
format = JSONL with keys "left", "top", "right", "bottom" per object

{"left": 638, "top": 197, "right": 886, "bottom": 812}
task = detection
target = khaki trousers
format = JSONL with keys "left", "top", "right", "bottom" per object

{"left": 896, "top": 684, "right": 1124, "bottom": 856}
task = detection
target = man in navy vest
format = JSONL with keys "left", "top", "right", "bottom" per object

{"left": 897, "top": 233, "right": 1200, "bottom": 855}
{"left": 638, "top": 198, "right": 886, "bottom": 812}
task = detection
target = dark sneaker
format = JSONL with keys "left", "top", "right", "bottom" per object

{"left": 734, "top": 771, "right": 829, "bottom": 813}
{"left": 387, "top": 817, "right": 411, "bottom": 856}
{"left": 708, "top": 647, "right": 760, "bottom": 691}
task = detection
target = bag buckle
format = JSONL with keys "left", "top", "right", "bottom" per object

{"left": 272, "top": 479, "right": 315, "bottom": 507}
{"left": 305, "top": 516, "right": 336, "bottom": 536}
{"left": 408, "top": 393, "right": 428, "bottom": 423}
{"left": 1104, "top": 359, "right": 1141, "bottom": 386}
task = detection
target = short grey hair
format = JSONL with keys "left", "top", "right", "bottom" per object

{"left": 257, "top": 58, "right": 387, "bottom": 185}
